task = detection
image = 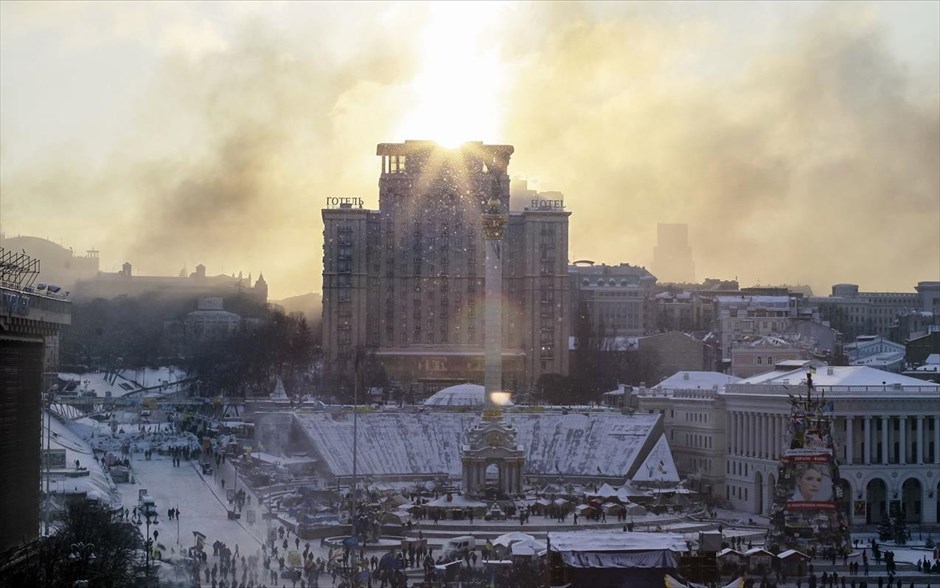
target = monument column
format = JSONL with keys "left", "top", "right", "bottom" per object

{"left": 482, "top": 195, "right": 508, "bottom": 411}
{"left": 864, "top": 416, "right": 871, "bottom": 464}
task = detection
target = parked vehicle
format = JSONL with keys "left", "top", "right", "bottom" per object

{"left": 138, "top": 489, "right": 158, "bottom": 517}
{"left": 442, "top": 536, "right": 475, "bottom": 561}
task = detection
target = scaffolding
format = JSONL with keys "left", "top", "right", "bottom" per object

{"left": 0, "top": 246, "right": 41, "bottom": 290}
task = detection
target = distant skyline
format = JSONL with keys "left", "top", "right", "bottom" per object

{"left": 1, "top": 1, "right": 938, "bottom": 299}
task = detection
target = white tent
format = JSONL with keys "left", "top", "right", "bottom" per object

{"left": 623, "top": 502, "right": 647, "bottom": 515}
{"left": 590, "top": 483, "right": 620, "bottom": 498}
{"left": 493, "top": 532, "right": 536, "bottom": 548}
{"left": 511, "top": 538, "right": 546, "bottom": 557}
{"left": 270, "top": 377, "right": 288, "bottom": 399}
{"left": 631, "top": 434, "right": 680, "bottom": 483}
{"left": 616, "top": 482, "right": 650, "bottom": 501}
{"left": 601, "top": 501, "right": 626, "bottom": 514}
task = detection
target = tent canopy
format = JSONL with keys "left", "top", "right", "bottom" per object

{"left": 493, "top": 532, "right": 536, "bottom": 548}
{"left": 548, "top": 531, "right": 687, "bottom": 569}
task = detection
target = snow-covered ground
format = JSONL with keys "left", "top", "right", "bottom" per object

{"left": 53, "top": 414, "right": 940, "bottom": 586}
{"left": 57, "top": 367, "right": 189, "bottom": 398}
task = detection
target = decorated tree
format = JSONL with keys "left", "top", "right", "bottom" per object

{"left": 766, "top": 369, "right": 852, "bottom": 556}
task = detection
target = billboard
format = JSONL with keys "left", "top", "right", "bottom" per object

{"left": 782, "top": 450, "right": 835, "bottom": 509}
{"left": 776, "top": 449, "right": 845, "bottom": 549}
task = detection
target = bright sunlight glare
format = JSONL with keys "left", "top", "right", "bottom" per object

{"left": 395, "top": 3, "right": 508, "bottom": 147}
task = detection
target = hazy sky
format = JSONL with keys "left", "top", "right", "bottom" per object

{"left": 1, "top": 1, "right": 938, "bottom": 299}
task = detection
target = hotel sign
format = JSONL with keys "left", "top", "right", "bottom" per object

{"left": 326, "top": 197, "right": 364, "bottom": 209}
{"left": 530, "top": 199, "right": 565, "bottom": 210}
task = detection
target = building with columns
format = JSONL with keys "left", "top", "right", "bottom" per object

{"left": 723, "top": 364, "right": 939, "bottom": 526}
{"left": 637, "top": 362, "right": 940, "bottom": 526}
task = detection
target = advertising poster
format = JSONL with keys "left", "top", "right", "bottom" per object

{"left": 777, "top": 448, "right": 843, "bottom": 548}
{"left": 782, "top": 450, "right": 835, "bottom": 509}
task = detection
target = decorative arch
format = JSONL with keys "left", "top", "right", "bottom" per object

{"left": 485, "top": 463, "right": 500, "bottom": 485}
{"left": 901, "top": 477, "right": 922, "bottom": 524}
{"left": 865, "top": 477, "right": 889, "bottom": 525}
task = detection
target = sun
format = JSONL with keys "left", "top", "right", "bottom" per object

{"left": 395, "top": 3, "right": 509, "bottom": 146}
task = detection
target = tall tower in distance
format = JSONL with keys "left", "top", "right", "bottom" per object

{"left": 651, "top": 223, "right": 695, "bottom": 283}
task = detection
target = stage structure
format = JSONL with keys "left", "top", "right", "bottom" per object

{"left": 766, "top": 370, "right": 852, "bottom": 555}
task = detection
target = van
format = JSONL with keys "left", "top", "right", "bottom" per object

{"left": 138, "top": 490, "right": 157, "bottom": 517}
{"left": 442, "top": 536, "right": 475, "bottom": 560}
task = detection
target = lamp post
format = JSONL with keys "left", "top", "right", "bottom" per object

{"left": 348, "top": 346, "right": 364, "bottom": 587}
{"left": 68, "top": 542, "right": 96, "bottom": 587}
{"left": 133, "top": 511, "right": 159, "bottom": 574}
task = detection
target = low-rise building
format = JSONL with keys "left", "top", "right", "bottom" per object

{"left": 569, "top": 261, "right": 657, "bottom": 337}
{"left": 723, "top": 364, "right": 939, "bottom": 525}
{"left": 808, "top": 283, "right": 931, "bottom": 341}
{"left": 730, "top": 336, "right": 810, "bottom": 378}
{"left": 636, "top": 371, "right": 740, "bottom": 497}
{"left": 637, "top": 331, "right": 718, "bottom": 383}
{"left": 844, "top": 335, "right": 905, "bottom": 372}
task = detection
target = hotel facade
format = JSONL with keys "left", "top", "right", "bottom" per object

{"left": 321, "top": 141, "right": 571, "bottom": 396}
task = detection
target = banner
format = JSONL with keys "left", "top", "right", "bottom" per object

{"left": 782, "top": 450, "right": 834, "bottom": 509}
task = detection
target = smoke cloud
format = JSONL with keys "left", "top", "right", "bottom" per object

{"left": 502, "top": 3, "right": 939, "bottom": 292}
{"left": 1, "top": 3, "right": 936, "bottom": 297}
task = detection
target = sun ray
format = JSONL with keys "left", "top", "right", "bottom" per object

{"left": 395, "top": 4, "right": 509, "bottom": 146}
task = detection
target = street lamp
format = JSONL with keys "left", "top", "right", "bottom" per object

{"left": 68, "top": 542, "right": 96, "bottom": 586}
{"left": 133, "top": 511, "right": 159, "bottom": 573}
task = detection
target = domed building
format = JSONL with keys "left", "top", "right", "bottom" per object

{"left": 422, "top": 383, "right": 514, "bottom": 408}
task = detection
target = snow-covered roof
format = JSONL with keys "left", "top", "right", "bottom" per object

{"left": 46, "top": 413, "right": 121, "bottom": 508}
{"left": 778, "top": 549, "right": 810, "bottom": 560}
{"left": 57, "top": 367, "right": 188, "bottom": 398}
{"left": 425, "top": 494, "right": 486, "bottom": 508}
{"left": 249, "top": 452, "right": 316, "bottom": 465}
{"left": 654, "top": 371, "right": 741, "bottom": 391}
{"left": 911, "top": 363, "right": 940, "bottom": 373}
{"left": 740, "top": 336, "right": 794, "bottom": 348}
{"left": 850, "top": 352, "right": 904, "bottom": 367}
{"left": 493, "top": 532, "right": 536, "bottom": 547}
{"left": 548, "top": 531, "right": 687, "bottom": 553}
{"left": 735, "top": 365, "right": 939, "bottom": 388}
{"left": 292, "top": 412, "right": 663, "bottom": 478}
{"left": 590, "top": 483, "right": 619, "bottom": 498}
{"left": 423, "top": 384, "right": 514, "bottom": 407}
{"left": 631, "top": 434, "right": 680, "bottom": 483}
{"left": 511, "top": 539, "right": 546, "bottom": 556}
